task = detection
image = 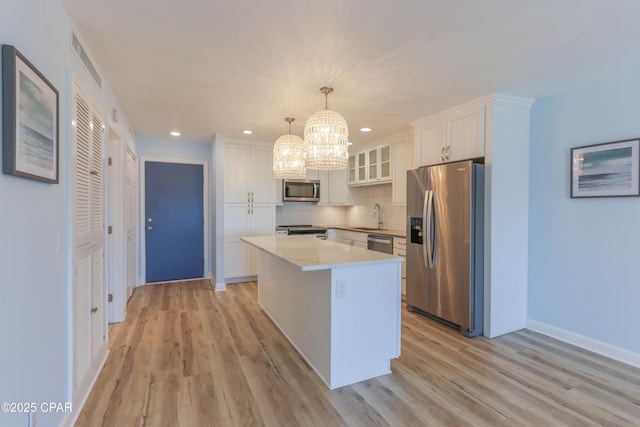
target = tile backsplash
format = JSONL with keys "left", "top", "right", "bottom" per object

{"left": 276, "top": 204, "right": 347, "bottom": 226}
{"left": 276, "top": 183, "right": 406, "bottom": 232}
{"left": 346, "top": 185, "right": 406, "bottom": 231}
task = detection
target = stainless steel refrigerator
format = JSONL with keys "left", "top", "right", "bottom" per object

{"left": 406, "top": 160, "right": 484, "bottom": 337}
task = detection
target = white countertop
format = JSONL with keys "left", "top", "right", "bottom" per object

{"left": 241, "top": 236, "right": 403, "bottom": 272}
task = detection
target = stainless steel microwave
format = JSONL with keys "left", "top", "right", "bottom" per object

{"left": 282, "top": 179, "right": 320, "bottom": 202}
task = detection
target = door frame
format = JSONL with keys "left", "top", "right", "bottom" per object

{"left": 140, "top": 157, "right": 209, "bottom": 284}
{"left": 107, "top": 126, "right": 127, "bottom": 323}
{"left": 126, "top": 147, "right": 138, "bottom": 299}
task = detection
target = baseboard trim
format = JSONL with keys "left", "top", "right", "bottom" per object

{"left": 208, "top": 274, "right": 226, "bottom": 291}
{"left": 141, "top": 277, "right": 205, "bottom": 286}
{"left": 527, "top": 319, "right": 640, "bottom": 369}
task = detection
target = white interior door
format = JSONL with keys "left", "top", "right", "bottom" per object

{"left": 91, "top": 247, "right": 105, "bottom": 356}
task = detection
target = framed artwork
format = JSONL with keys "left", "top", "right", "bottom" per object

{"left": 2, "top": 44, "right": 59, "bottom": 183}
{"left": 571, "top": 138, "right": 640, "bottom": 198}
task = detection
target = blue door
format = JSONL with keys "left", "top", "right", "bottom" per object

{"left": 145, "top": 161, "right": 204, "bottom": 282}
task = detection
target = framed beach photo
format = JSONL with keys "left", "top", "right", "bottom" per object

{"left": 571, "top": 138, "right": 640, "bottom": 198}
{"left": 2, "top": 44, "right": 59, "bottom": 183}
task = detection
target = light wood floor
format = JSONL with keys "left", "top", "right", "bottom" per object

{"left": 76, "top": 280, "right": 640, "bottom": 426}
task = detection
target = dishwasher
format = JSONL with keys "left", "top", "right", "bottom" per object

{"left": 367, "top": 234, "right": 393, "bottom": 254}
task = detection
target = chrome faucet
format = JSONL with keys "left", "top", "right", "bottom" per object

{"left": 374, "top": 203, "right": 382, "bottom": 229}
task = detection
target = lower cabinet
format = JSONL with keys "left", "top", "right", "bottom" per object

{"left": 74, "top": 246, "right": 106, "bottom": 395}
{"left": 224, "top": 203, "right": 275, "bottom": 280}
{"left": 331, "top": 229, "right": 407, "bottom": 298}
{"left": 332, "top": 229, "right": 368, "bottom": 248}
{"left": 393, "top": 238, "right": 407, "bottom": 299}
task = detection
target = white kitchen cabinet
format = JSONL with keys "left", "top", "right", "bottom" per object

{"left": 318, "top": 169, "right": 349, "bottom": 205}
{"left": 392, "top": 137, "right": 412, "bottom": 205}
{"left": 414, "top": 116, "right": 446, "bottom": 167}
{"left": 224, "top": 203, "right": 275, "bottom": 279}
{"left": 348, "top": 155, "right": 357, "bottom": 184}
{"left": 225, "top": 142, "right": 276, "bottom": 203}
{"left": 349, "top": 144, "right": 392, "bottom": 186}
{"left": 224, "top": 140, "right": 277, "bottom": 280}
{"left": 393, "top": 238, "right": 407, "bottom": 299}
{"left": 295, "top": 168, "right": 349, "bottom": 205}
{"left": 368, "top": 145, "right": 391, "bottom": 183}
{"left": 305, "top": 169, "right": 319, "bottom": 181}
{"left": 447, "top": 102, "right": 485, "bottom": 162}
{"left": 357, "top": 151, "right": 367, "bottom": 183}
{"left": 411, "top": 101, "right": 485, "bottom": 167}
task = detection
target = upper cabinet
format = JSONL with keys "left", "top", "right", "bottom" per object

{"left": 305, "top": 168, "right": 349, "bottom": 205}
{"left": 411, "top": 100, "right": 485, "bottom": 168}
{"left": 391, "top": 136, "right": 412, "bottom": 205}
{"left": 225, "top": 141, "right": 276, "bottom": 204}
{"left": 320, "top": 169, "right": 349, "bottom": 205}
{"left": 348, "top": 144, "right": 392, "bottom": 186}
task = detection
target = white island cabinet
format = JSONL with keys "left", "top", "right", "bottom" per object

{"left": 241, "top": 236, "right": 403, "bottom": 389}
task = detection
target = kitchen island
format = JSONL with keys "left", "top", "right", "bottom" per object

{"left": 241, "top": 236, "right": 403, "bottom": 389}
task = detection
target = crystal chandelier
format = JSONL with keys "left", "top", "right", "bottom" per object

{"left": 304, "top": 87, "right": 349, "bottom": 170}
{"left": 273, "top": 117, "right": 306, "bottom": 179}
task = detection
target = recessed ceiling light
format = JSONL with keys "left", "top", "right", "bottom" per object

{"left": 360, "top": 127, "right": 372, "bottom": 133}
{"left": 243, "top": 130, "right": 253, "bottom": 135}
{"left": 170, "top": 131, "right": 181, "bottom": 136}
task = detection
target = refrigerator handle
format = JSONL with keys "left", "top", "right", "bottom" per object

{"left": 422, "top": 190, "right": 429, "bottom": 268}
{"left": 425, "top": 190, "right": 435, "bottom": 269}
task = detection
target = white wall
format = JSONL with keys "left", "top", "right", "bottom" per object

{"left": 528, "top": 71, "right": 640, "bottom": 361}
{"left": 0, "top": 1, "right": 134, "bottom": 426}
{"left": 210, "top": 134, "right": 225, "bottom": 287}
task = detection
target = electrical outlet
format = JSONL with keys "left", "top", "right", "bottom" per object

{"left": 336, "top": 279, "right": 347, "bottom": 299}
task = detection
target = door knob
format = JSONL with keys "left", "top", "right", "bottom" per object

{"left": 147, "top": 217, "right": 153, "bottom": 222}
{"left": 146, "top": 226, "right": 153, "bottom": 231}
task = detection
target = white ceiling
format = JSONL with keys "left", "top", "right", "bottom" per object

{"left": 61, "top": 0, "right": 640, "bottom": 147}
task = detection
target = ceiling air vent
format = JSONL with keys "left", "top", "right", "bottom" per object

{"left": 72, "top": 32, "right": 102, "bottom": 90}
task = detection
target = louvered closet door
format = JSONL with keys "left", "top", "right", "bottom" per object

{"left": 90, "top": 110, "right": 104, "bottom": 246}
{"left": 72, "top": 80, "right": 106, "bottom": 397}
{"left": 74, "top": 94, "right": 91, "bottom": 247}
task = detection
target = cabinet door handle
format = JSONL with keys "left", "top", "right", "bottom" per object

{"left": 440, "top": 147, "right": 445, "bottom": 161}
{"left": 91, "top": 307, "right": 98, "bottom": 314}
{"left": 446, "top": 146, "right": 450, "bottom": 160}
